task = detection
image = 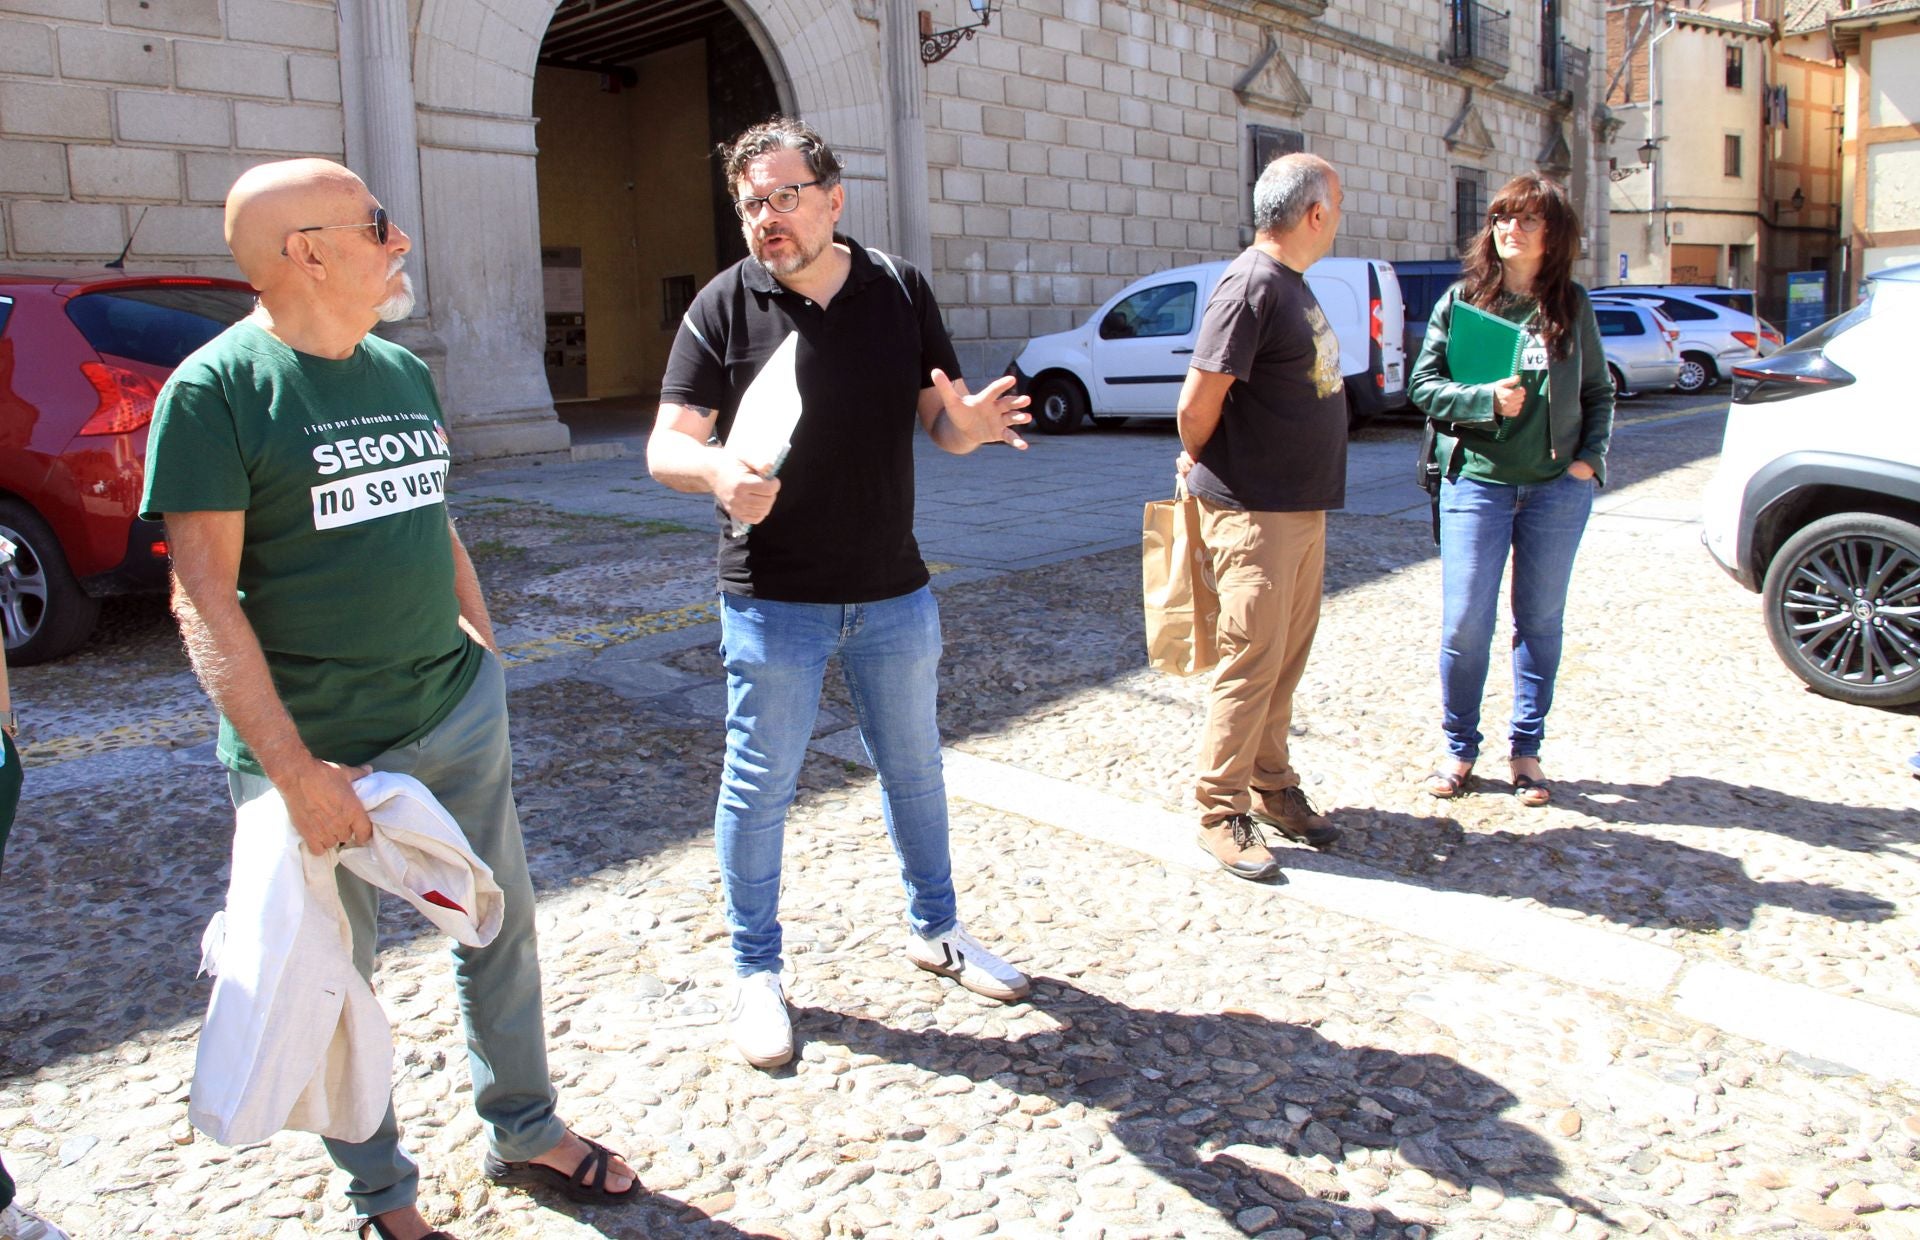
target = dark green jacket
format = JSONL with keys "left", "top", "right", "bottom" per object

{"left": 1409, "top": 282, "right": 1615, "bottom": 486}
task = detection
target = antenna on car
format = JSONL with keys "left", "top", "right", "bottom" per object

{"left": 105, "top": 208, "right": 148, "bottom": 270}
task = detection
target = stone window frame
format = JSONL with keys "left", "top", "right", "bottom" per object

{"left": 1247, "top": 125, "right": 1308, "bottom": 227}
{"left": 1454, "top": 165, "right": 1486, "bottom": 256}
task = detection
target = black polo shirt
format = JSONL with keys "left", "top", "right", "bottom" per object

{"left": 659, "top": 237, "right": 962, "bottom": 603}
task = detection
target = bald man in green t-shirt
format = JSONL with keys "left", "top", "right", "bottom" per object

{"left": 141, "top": 160, "right": 635, "bottom": 1240}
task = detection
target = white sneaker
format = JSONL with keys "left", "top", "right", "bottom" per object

{"left": 727, "top": 971, "right": 793, "bottom": 1069}
{"left": 905, "top": 923, "right": 1031, "bottom": 1002}
{"left": 1, "top": 1203, "right": 72, "bottom": 1240}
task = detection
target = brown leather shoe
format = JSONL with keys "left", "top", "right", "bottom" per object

{"left": 1197, "top": 814, "right": 1281, "bottom": 881}
{"left": 1252, "top": 786, "right": 1340, "bottom": 849}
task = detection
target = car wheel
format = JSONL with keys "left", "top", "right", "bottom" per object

{"left": 1762, "top": 512, "right": 1920, "bottom": 708}
{"left": 1029, "top": 375, "right": 1087, "bottom": 434}
{"left": 1608, "top": 363, "right": 1635, "bottom": 400}
{"left": 1675, "top": 352, "right": 1717, "bottom": 394}
{"left": 0, "top": 499, "right": 102, "bottom": 666}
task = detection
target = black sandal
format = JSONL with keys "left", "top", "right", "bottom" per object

{"left": 1512, "top": 773, "right": 1552, "bottom": 807}
{"left": 1425, "top": 764, "right": 1474, "bottom": 799}
{"left": 356, "top": 1215, "right": 456, "bottom": 1240}
{"left": 483, "top": 1135, "right": 639, "bottom": 1205}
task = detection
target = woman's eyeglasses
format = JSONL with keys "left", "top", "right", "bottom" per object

{"left": 1489, "top": 211, "right": 1546, "bottom": 234}
{"left": 283, "top": 207, "right": 391, "bottom": 255}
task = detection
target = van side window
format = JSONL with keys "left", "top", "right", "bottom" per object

{"left": 1099, "top": 282, "right": 1198, "bottom": 340}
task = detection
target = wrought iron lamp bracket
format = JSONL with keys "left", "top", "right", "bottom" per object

{"left": 920, "top": 6, "right": 991, "bottom": 64}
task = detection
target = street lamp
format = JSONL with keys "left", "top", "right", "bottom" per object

{"left": 1637, "top": 136, "right": 1661, "bottom": 166}
{"left": 920, "top": 0, "right": 996, "bottom": 64}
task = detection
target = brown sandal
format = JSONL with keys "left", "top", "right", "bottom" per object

{"left": 1512, "top": 774, "right": 1552, "bottom": 807}
{"left": 1426, "top": 764, "right": 1474, "bottom": 799}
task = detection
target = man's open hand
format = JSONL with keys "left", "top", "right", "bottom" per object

{"left": 930, "top": 369, "right": 1031, "bottom": 450}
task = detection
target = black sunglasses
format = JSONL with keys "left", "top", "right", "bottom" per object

{"left": 283, "top": 207, "right": 390, "bottom": 255}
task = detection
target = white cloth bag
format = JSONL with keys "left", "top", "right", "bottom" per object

{"left": 190, "top": 772, "right": 502, "bottom": 1146}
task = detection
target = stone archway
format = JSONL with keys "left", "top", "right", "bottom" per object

{"left": 401, "top": 0, "right": 889, "bottom": 457}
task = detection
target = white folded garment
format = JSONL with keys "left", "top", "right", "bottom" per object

{"left": 189, "top": 772, "right": 502, "bottom": 1146}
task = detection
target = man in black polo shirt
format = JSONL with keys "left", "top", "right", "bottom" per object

{"left": 647, "top": 117, "right": 1034, "bottom": 1070}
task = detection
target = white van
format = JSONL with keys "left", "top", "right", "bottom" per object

{"left": 1009, "top": 256, "right": 1408, "bottom": 433}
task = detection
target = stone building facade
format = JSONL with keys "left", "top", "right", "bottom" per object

{"left": 0, "top": 0, "right": 1609, "bottom": 455}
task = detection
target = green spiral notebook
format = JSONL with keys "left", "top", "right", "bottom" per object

{"left": 1445, "top": 298, "right": 1528, "bottom": 386}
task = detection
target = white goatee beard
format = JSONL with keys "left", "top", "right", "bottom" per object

{"left": 376, "top": 269, "right": 415, "bottom": 323}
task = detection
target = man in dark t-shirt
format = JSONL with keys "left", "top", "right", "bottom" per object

{"left": 647, "top": 118, "right": 1035, "bottom": 1071}
{"left": 1176, "top": 152, "right": 1350, "bottom": 882}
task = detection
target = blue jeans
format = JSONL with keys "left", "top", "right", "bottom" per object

{"left": 1437, "top": 471, "right": 1595, "bottom": 763}
{"left": 229, "top": 654, "right": 564, "bottom": 1217}
{"left": 715, "top": 586, "right": 958, "bottom": 975}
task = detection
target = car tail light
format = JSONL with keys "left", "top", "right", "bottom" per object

{"left": 1762, "top": 327, "right": 1783, "bottom": 346}
{"left": 78, "top": 361, "right": 161, "bottom": 435}
{"left": 150, "top": 540, "right": 169, "bottom": 558}
{"left": 1730, "top": 351, "right": 1854, "bottom": 405}
{"left": 1732, "top": 331, "right": 1759, "bottom": 350}
{"left": 1369, "top": 298, "right": 1383, "bottom": 346}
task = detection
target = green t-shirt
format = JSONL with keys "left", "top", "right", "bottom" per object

{"left": 139, "top": 321, "right": 482, "bottom": 775}
{"left": 1455, "top": 297, "right": 1563, "bottom": 486}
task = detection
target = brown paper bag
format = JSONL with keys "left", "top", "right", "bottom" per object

{"left": 1142, "top": 488, "right": 1219, "bottom": 676}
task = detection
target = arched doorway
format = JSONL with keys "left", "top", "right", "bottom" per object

{"left": 532, "top": 2, "right": 782, "bottom": 422}
{"left": 405, "top": 0, "right": 893, "bottom": 458}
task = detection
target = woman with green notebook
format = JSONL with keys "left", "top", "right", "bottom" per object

{"left": 1407, "top": 173, "right": 1614, "bottom": 807}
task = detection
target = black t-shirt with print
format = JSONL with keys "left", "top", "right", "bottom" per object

{"left": 1185, "top": 248, "right": 1349, "bottom": 513}
{"left": 659, "top": 238, "right": 962, "bottom": 604}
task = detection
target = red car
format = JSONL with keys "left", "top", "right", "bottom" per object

{"left": 0, "top": 272, "right": 256, "bottom": 663}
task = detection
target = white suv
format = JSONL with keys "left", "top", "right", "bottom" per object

{"left": 1701, "top": 264, "right": 1920, "bottom": 707}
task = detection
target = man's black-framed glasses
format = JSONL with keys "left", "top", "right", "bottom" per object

{"left": 732, "top": 181, "right": 822, "bottom": 222}
{"left": 283, "top": 207, "right": 390, "bottom": 255}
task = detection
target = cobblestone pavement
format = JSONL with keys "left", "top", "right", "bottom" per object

{"left": 3, "top": 401, "right": 1918, "bottom": 1239}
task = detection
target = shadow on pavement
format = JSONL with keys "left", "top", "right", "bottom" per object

{"left": 1323, "top": 808, "right": 1895, "bottom": 931}
{"left": 806, "top": 978, "right": 1610, "bottom": 1237}
{"left": 536, "top": 1190, "right": 769, "bottom": 1239}
{"left": 1558, "top": 775, "right": 1920, "bottom": 851}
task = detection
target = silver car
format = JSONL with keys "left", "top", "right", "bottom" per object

{"left": 1591, "top": 285, "right": 1785, "bottom": 394}
{"left": 1590, "top": 299, "right": 1682, "bottom": 398}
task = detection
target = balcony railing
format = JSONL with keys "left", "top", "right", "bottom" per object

{"left": 1447, "top": 2, "right": 1511, "bottom": 78}
{"left": 1540, "top": 39, "right": 1589, "bottom": 100}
